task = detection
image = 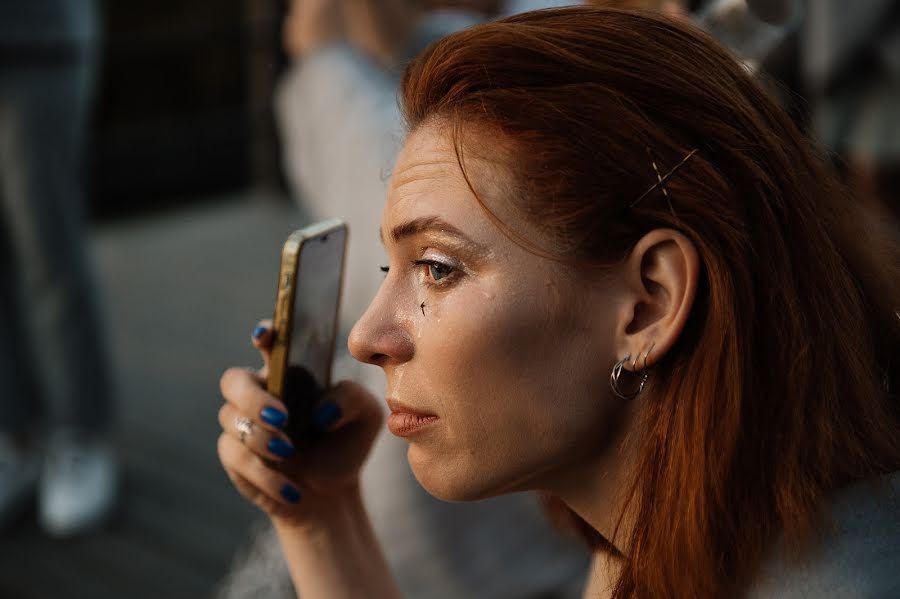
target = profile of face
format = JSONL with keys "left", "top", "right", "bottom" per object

{"left": 348, "top": 125, "right": 632, "bottom": 501}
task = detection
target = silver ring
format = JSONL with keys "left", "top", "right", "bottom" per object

{"left": 234, "top": 416, "right": 254, "bottom": 444}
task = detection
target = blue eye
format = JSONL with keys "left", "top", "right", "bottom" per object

{"left": 428, "top": 262, "right": 452, "bottom": 281}
{"left": 414, "top": 260, "right": 454, "bottom": 283}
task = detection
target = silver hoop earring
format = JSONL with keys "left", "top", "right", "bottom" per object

{"left": 610, "top": 342, "right": 654, "bottom": 400}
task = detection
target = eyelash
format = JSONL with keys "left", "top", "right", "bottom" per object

{"left": 377, "top": 260, "right": 459, "bottom": 287}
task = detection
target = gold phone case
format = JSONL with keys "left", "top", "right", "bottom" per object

{"left": 267, "top": 219, "right": 347, "bottom": 399}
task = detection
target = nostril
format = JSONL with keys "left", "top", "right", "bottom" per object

{"left": 370, "top": 353, "right": 388, "bottom": 365}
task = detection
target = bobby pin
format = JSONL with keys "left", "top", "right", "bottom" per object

{"left": 629, "top": 148, "right": 699, "bottom": 214}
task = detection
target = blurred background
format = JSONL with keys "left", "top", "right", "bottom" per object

{"left": 0, "top": 1, "right": 303, "bottom": 597}
{"left": 88, "top": 0, "right": 288, "bottom": 216}
{"left": 0, "top": 0, "right": 897, "bottom": 597}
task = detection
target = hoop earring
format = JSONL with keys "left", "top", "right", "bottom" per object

{"left": 609, "top": 342, "right": 654, "bottom": 400}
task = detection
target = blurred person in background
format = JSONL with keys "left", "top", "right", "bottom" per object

{"left": 0, "top": 0, "right": 118, "bottom": 537}
{"left": 799, "top": 0, "right": 900, "bottom": 226}
{"left": 694, "top": 0, "right": 801, "bottom": 70}
{"left": 216, "top": 1, "right": 593, "bottom": 598}
{"left": 687, "top": 1, "right": 900, "bottom": 228}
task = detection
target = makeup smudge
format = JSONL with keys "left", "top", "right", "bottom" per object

{"left": 420, "top": 301, "right": 426, "bottom": 316}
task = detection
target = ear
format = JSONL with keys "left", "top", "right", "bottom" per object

{"left": 614, "top": 229, "right": 699, "bottom": 371}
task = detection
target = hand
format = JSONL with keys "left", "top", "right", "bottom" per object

{"left": 661, "top": 1, "right": 689, "bottom": 20}
{"left": 584, "top": 0, "right": 687, "bottom": 16}
{"left": 422, "top": 0, "right": 502, "bottom": 14}
{"left": 283, "top": 0, "right": 346, "bottom": 59}
{"left": 341, "top": 0, "right": 422, "bottom": 67}
{"left": 218, "top": 319, "right": 384, "bottom": 528}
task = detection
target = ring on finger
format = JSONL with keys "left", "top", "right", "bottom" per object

{"left": 234, "top": 416, "right": 254, "bottom": 444}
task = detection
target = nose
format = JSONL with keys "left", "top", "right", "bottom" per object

{"left": 348, "top": 292, "right": 414, "bottom": 367}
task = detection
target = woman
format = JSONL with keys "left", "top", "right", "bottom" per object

{"left": 218, "top": 7, "right": 900, "bottom": 597}
{"left": 233, "top": 1, "right": 590, "bottom": 598}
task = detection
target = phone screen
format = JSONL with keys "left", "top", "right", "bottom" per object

{"left": 285, "top": 225, "right": 346, "bottom": 397}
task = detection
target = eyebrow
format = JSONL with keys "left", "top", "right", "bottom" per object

{"left": 379, "top": 216, "right": 478, "bottom": 247}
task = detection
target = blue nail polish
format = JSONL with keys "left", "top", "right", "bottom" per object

{"left": 268, "top": 437, "right": 296, "bottom": 459}
{"left": 252, "top": 325, "right": 268, "bottom": 339}
{"left": 281, "top": 484, "right": 301, "bottom": 504}
{"left": 313, "top": 401, "right": 342, "bottom": 431}
{"left": 261, "top": 406, "right": 288, "bottom": 428}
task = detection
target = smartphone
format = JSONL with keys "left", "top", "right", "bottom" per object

{"left": 267, "top": 219, "right": 348, "bottom": 443}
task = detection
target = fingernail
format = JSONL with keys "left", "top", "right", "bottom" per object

{"left": 268, "top": 437, "right": 296, "bottom": 459}
{"left": 261, "top": 406, "right": 288, "bottom": 429}
{"left": 313, "top": 401, "right": 342, "bottom": 431}
{"left": 252, "top": 325, "right": 268, "bottom": 340}
{"left": 281, "top": 483, "right": 301, "bottom": 504}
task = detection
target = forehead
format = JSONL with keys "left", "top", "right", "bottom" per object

{"left": 386, "top": 126, "right": 480, "bottom": 224}
{"left": 385, "top": 125, "right": 522, "bottom": 233}
{"left": 390, "top": 126, "right": 475, "bottom": 199}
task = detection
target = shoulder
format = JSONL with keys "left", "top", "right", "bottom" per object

{"left": 748, "top": 471, "right": 900, "bottom": 598}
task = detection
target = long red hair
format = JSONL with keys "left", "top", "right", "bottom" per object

{"left": 400, "top": 7, "right": 900, "bottom": 597}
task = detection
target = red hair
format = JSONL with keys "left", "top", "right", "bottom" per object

{"left": 400, "top": 7, "right": 900, "bottom": 597}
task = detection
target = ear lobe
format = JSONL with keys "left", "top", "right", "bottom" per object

{"left": 618, "top": 229, "right": 699, "bottom": 370}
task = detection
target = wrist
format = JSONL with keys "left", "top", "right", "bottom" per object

{"left": 270, "top": 482, "right": 403, "bottom": 598}
{"left": 270, "top": 483, "right": 365, "bottom": 538}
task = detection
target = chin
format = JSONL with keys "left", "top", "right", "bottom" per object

{"left": 412, "top": 467, "right": 496, "bottom": 502}
{"left": 406, "top": 445, "right": 536, "bottom": 502}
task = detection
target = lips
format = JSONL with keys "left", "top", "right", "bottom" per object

{"left": 386, "top": 399, "right": 438, "bottom": 437}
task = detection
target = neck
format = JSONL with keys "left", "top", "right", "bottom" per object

{"left": 546, "top": 413, "right": 642, "bottom": 558}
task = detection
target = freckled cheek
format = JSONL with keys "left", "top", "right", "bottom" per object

{"left": 418, "top": 290, "right": 560, "bottom": 430}
{"left": 407, "top": 292, "right": 492, "bottom": 417}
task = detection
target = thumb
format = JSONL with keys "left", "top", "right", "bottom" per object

{"left": 251, "top": 319, "right": 274, "bottom": 378}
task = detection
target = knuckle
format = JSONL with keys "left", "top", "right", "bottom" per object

{"left": 217, "top": 402, "right": 232, "bottom": 426}
{"left": 329, "top": 381, "right": 357, "bottom": 405}
{"left": 245, "top": 453, "right": 280, "bottom": 488}
{"left": 332, "top": 380, "right": 355, "bottom": 394}
{"left": 223, "top": 369, "right": 266, "bottom": 408}
{"left": 216, "top": 433, "right": 232, "bottom": 463}
{"left": 333, "top": 380, "right": 377, "bottom": 413}
{"left": 219, "top": 432, "right": 260, "bottom": 475}
{"left": 234, "top": 442, "right": 257, "bottom": 472}
{"left": 220, "top": 367, "right": 244, "bottom": 396}
{"left": 248, "top": 430, "right": 273, "bottom": 458}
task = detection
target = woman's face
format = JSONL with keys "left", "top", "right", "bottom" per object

{"left": 349, "top": 125, "right": 624, "bottom": 501}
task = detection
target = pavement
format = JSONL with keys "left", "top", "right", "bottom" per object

{"left": 0, "top": 193, "right": 309, "bottom": 599}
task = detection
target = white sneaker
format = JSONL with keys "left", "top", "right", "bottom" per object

{"left": 39, "top": 432, "right": 119, "bottom": 537}
{"left": 0, "top": 434, "right": 40, "bottom": 528}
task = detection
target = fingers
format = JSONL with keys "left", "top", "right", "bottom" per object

{"left": 218, "top": 433, "right": 303, "bottom": 507}
{"left": 218, "top": 375, "right": 383, "bottom": 518}
{"left": 251, "top": 319, "right": 274, "bottom": 377}
{"left": 312, "top": 380, "right": 383, "bottom": 434}
{"left": 251, "top": 318, "right": 274, "bottom": 348}
{"left": 218, "top": 402, "right": 297, "bottom": 462}
{"left": 220, "top": 366, "right": 290, "bottom": 433}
